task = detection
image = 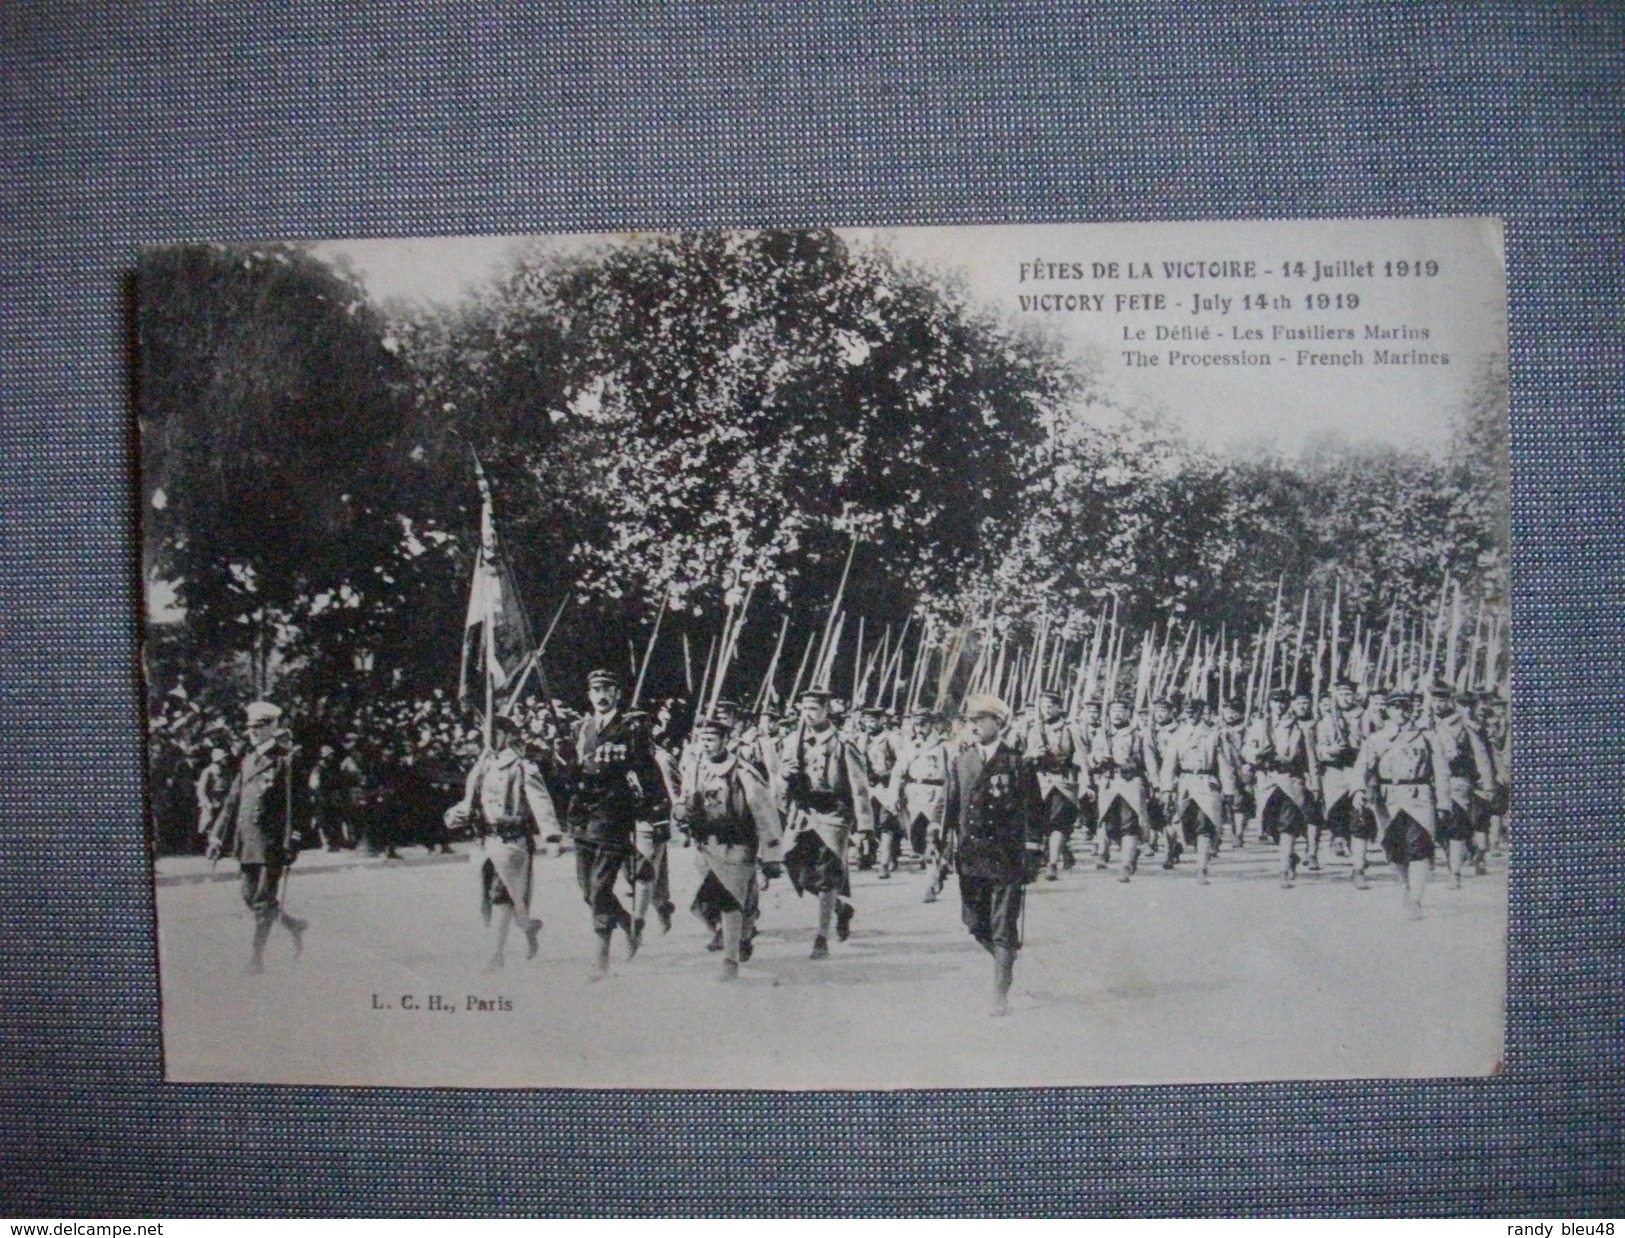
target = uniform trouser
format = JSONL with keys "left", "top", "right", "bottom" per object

{"left": 1259, "top": 788, "right": 1309, "bottom": 840}
{"left": 1101, "top": 798, "right": 1145, "bottom": 841}
{"left": 628, "top": 821, "right": 673, "bottom": 910}
{"left": 1382, "top": 809, "right": 1437, "bottom": 865}
{"left": 480, "top": 835, "right": 535, "bottom": 915}
{"left": 958, "top": 874, "right": 1024, "bottom": 951}
{"left": 239, "top": 863, "right": 285, "bottom": 920}
{"left": 573, "top": 837, "right": 630, "bottom": 938}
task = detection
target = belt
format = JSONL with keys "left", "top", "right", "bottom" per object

{"left": 909, "top": 778, "right": 945, "bottom": 786}
{"left": 1322, "top": 757, "right": 1355, "bottom": 770}
{"left": 1381, "top": 777, "right": 1429, "bottom": 786}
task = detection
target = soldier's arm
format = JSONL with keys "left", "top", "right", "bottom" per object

{"left": 445, "top": 754, "right": 483, "bottom": 828}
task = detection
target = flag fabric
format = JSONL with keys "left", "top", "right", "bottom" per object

{"left": 458, "top": 457, "right": 533, "bottom": 711}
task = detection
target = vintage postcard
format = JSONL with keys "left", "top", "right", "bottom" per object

{"left": 139, "top": 218, "right": 1509, "bottom": 1088}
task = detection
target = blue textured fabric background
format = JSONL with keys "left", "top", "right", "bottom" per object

{"left": 1, "top": 1, "right": 1620, "bottom": 1217}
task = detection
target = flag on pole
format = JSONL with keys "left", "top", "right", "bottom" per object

{"left": 459, "top": 456, "right": 534, "bottom": 714}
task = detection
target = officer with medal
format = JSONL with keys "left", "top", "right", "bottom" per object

{"left": 565, "top": 668, "right": 668, "bottom": 976}
{"left": 776, "top": 687, "right": 872, "bottom": 959}
{"left": 674, "top": 715, "right": 784, "bottom": 981}
{"left": 942, "top": 693, "right": 1045, "bottom": 1017}
{"left": 205, "top": 700, "right": 307, "bottom": 974}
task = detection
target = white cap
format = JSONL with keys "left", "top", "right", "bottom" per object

{"left": 244, "top": 701, "right": 283, "bottom": 725}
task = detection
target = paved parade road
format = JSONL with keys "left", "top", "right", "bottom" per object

{"left": 155, "top": 838, "right": 1506, "bottom": 1089}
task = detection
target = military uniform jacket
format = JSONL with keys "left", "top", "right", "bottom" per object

{"left": 1015, "top": 715, "right": 1080, "bottom": 804}
{"left": 680, "top": 752, "right": 784, "bottom": 856}
{"left": 1357, "top": 721, "right": 1450, "bottom": 832}
{"left": 864, "top": 729, "right": 902, "bottom": 814}
{"left": 943, "top": 741, "right": 1044, "bottom": 883}
{"left": 1160, "top": 720, "right": 1239, "bottom": 827}
{"left": 567, "top": 710, "right": 666, "bottom": 842}
{"left": 448, "top": 746, "right": 560, "bottom": 842}
{"left": 775, "top": 722, "right": 874, "bottom": 837}
{"left": 1243, "top": 714, "right": 1321, "bottom": 810}
{"left": 890, "top": 733, "right": 950, "bottom": 827}
{"left": 211, "top": 740, "right": 297, "bottom": 866}
{"left": 1433, "top": 714, "right": 1494, "bottom": 809}
{"left": 1314, "top": 707, "right": 1364, "bottom": 807}
{"left": 1089, "top": 722, "right": 1154, "bottom": 824}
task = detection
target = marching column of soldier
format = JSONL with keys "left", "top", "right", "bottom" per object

{"left": 194, "top": 644, "right": 1509, "bottom": 1014}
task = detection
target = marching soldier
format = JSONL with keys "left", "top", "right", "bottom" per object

{"left": 1146, "top": 696, "right": 1182, "bottom": 866}
{"left": 674, "top": 716, "right": 784, "bottom": 980}
{"left": 1315, "top": 680, "right": 1376, "bottom": 888}
{"left": 891, "top": 707, "right": 953, "bottom": 902}
{"left": 622, "top": 706, "right": 678, "bottom": 938}
{"left": 205, "top": 701, "right": 307, "bottom": 975}
{"left": 859, "top": 707, "right": 905, "bottom": 878}
{"left": 943, "top": 693, "right": 1045, "bottom": 1017}
{"left": 1431, "top": 688, "right": 1496, "bottom": 889}
{"left": 1244, "top": 687, "right": 1322, "bottom": 889}
{"left": 1159, "top": 696, "right": 1238, "bottom": 885}
{"left": 1217, "top": 698, "right": 1253, "bottom": 848}
{"left": 1090, "top": 697, "right": 1155, "bottom": 882}
{"left": 1073, "top": 697, "right": 1103, "bottom": 847}
{"left": 194, "top": 742, "right": 232, "bottom": 848}
{"left": 444, "top": 712, "right": 557, "bottom": 970}
{"left": 1356, "top": 690, "right": 1451, "bottom": 919}
{"left": 565, "top": 669, "right": 668, "bottom": 977}
{"left": 776, "top": 687, "right": 872, "bottom": 959}
{"left": 1015, "top": 689, "right": 1081, "bottom": 881}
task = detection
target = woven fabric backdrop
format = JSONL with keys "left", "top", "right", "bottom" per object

{"left": 1, "top": 1, "right": 1620, "bottom": 1216}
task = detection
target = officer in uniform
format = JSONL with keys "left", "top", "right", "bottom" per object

{"left": 943, "top": 693, "right": 1045, "bottom": 1017}
{"left": 1356, "top": 689, "right": 1451, "bottom": 919}
{"left": 776, "top": 687, "right": 872, "bottom": 959}
{"left": 891, "top": 707, "right": 953, "bottom": 902}
{"left": 566, "top": 669, "right": 668, "bottom": 976}
{"left": 1315, "top": 679, "right": 1376, "bottom": 888}
{"left": 445, "top": 712, "right": 557, "bottom": 969}
{"left": 1159, "top": 695, "right": 1238, "bottom": 885}
{"left": 1431, "top": 688, "right": 1496, "bottom": 889}
{"left": 674, "top": 716, "right": 784, "bottom": 981}
{"left": 1016, "top": 688, "right": 1081, "bottom": 881}
{"left": 206, "top": 701, "right": 307, "bottom": 974}
{"left": 1244, "top": 687, "right": 1321, "bottom": 889}
{"left": 1090, "top": 697, "right": 1155, "bottom": 882}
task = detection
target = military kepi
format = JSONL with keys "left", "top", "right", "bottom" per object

{"left": 244, "top": 700, "right": 282, "bottom": 725}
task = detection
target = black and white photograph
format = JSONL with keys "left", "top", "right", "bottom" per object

{"left": 138, "top": 218, "right": 1510, "bottom": 1088}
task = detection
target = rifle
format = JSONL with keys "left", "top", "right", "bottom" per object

{"left": 629, "top": 590, "right": 668, "bottom": 709}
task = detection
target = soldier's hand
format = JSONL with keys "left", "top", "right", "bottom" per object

{"left": 759, "top": 861, "right": 783, "bottom": 882}
{"left": 205, "top": 841, "right": 221, "bottom": 863}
